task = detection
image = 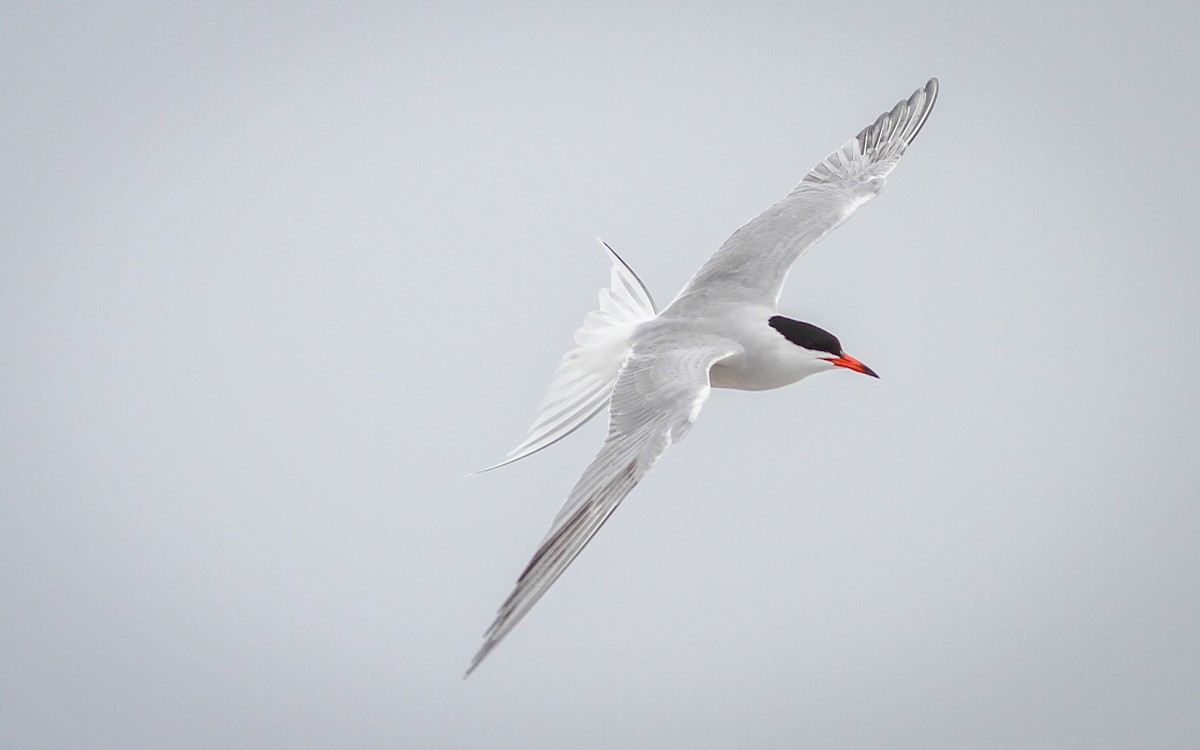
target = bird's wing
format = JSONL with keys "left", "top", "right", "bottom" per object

{"left": 466, "top": 338, "right": 738, "bottom": 676}
{"left": 670, "top": 78, "right": 938, "bottom": 310}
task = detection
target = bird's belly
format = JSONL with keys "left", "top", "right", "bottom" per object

{"left": 709, "top": 354, "right": 809, "bottom": 392}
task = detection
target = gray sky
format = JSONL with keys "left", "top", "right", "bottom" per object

{"left": 3, "top": 2, "right": 1198, "bottom": 748}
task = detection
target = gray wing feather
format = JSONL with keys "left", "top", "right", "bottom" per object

{"left": 466, "top": 340, "right": 737, "bottom": 676}
{"left": 670, "top": 79, "right": 938, "bottom": 310}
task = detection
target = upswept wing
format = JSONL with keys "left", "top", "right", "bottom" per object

{"left": 670, "top": 78, "right": 938, "bottom": 310}
{"left": 466, "top": 339, "right": 738, "bottom": 676}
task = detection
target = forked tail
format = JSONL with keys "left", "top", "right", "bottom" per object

{"left": 479, "top": 240, "right": 658, "bottom": 472}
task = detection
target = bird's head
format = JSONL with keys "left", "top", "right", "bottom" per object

{"left": 767, "top": 315, "right": 879, "bottom": 378}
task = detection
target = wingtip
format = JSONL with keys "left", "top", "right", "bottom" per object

{"left": 924, "top": 77, "right": 939, "bottom": 109}
{"left": 464, "top": 639, "right": 497, "bottom": 679}
{"left": 907, "top": 78, "right": 939, "bottom": 144}
{"left": 888, "top": 78, "right": 939, "bottom": 149}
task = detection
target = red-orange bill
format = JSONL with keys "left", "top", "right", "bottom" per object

{"left": 825, "top": 354, "right": 879, "bottom": 378}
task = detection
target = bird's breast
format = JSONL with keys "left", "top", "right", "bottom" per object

{"left": 707, "top": 318, "right": 826, "bottom": 392}
{"left": 709, "top": 350, "right": 815, "bottom": 391}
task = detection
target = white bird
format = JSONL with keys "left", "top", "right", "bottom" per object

{"left": 467, "top": 79, "right": 939, "bottom": 676}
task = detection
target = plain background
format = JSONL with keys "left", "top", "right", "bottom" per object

{"left": 3, "top": 2, "right": 1198, "bottom": 748}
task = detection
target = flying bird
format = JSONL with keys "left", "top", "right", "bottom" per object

{"left": 468, "top": 79, "right": 939, "bottom": 676}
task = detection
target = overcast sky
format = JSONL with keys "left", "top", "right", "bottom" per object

{"left": 3, "top": 2, "right": 1198, "bottom": 748}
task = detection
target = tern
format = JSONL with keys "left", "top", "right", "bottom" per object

{"left": 467, "top": 79, "right": 939, "bottom": 676}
